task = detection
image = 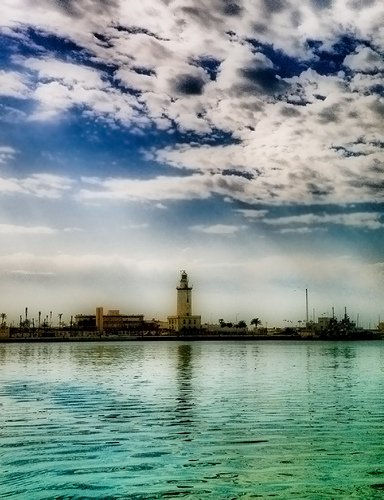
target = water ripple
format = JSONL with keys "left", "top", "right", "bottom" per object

{"left": 0, "top": 340, "right": 383, "bottom": 498}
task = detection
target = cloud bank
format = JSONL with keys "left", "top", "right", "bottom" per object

{"left": 0, "top": 0, "right": 382, "bottom": 206}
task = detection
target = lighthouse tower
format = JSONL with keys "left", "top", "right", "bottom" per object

{"left": 177, "top": 271, "right": 192, "bottom": 316}
{"left": 168, "top": 271, "right": 201, "bottom": 332}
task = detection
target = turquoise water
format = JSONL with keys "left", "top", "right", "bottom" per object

{"left": 0, "top": 341, "right": 383, "bottom": 499}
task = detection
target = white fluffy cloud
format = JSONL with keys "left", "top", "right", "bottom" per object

{"left": 79, "top": 174, "right": 213, "bottom": 201}
{"left": 18, "top": 57, "right": 144, "bottom": 122}
{"left": 344, "top": 46, "right": 384, "bottom": 72}
{"left": 0, "top": 70, "right": 29, "bottom": 98}
{"left": 0, "top": 173, "right": 73, "bottom": 198}
{"left": 24, "top": 58, "right": 105, "bottom": 88}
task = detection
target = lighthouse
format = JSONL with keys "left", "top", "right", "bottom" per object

{"left": 168, "top": 271, "right": 201, "bottom": 332}
{"left": 177, "top": 270, "right": 192, "bottom": 316}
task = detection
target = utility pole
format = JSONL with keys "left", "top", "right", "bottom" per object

{"left": 357, "top": 313, "right": 359, "bottom": 328}
{"left": 38, "top": 311, "right": 41, "bottom": 328}
{"left": 332, "top": 306, "right": 335, "bottom": 319}
{"left": 305, "top": 288, "right": 309, "bottom": 324}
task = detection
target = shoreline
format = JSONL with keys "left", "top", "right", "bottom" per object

{"left": 0, "top": 334, "right": 382, "bottom": 343}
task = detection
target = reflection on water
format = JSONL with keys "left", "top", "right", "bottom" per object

{"left": 0, "top": 340, "right": 384, "bottom": 498}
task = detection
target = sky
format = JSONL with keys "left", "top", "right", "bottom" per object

{"left": 0, "top": 0, "right": 383, "bottom": 327}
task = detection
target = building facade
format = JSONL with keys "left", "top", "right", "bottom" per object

{"left": 95, "top": 307, "right": 144, "bottom": 332}
{"left": 168, "top": 271, "right": 201, "bottom": 332}
{"left": 76, "top": 308, "right": 145, "bottom": 333}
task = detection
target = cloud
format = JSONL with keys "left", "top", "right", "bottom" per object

{"left": 63, "top": 227, "right": 83, "bottom": 233}
{"left": 78, "top": 173, "right": 266, "bottom": 203}
{"left": 123, "top": 223, "right": 149, "bottom": 229}
{"left": 9, "top": 269, "right": 55, "bottom": 276}
{"left": 0, "top": 224, "right": 56, "bottom": 234}
{"left": 0, "top": 146, "right": 16, "bottom": 164}
{"left": 17, "top": 57, "right": 144, "bottom": 123}
{"left": 343, "top": 45, "right": 384, "bottom": 73}
{"left": 191, "top": 224, "right": 247, "bottom": 234}
{"left": 0, "top": 70, "right": 30, "bottom": 98}
{"left": 173, "top": 74, "right": 207, "bottom": 96}
{"left": 262, "top": 211, "right": 384, "bottom": 229}
{"left": 79, "top": 174, "right": 213, "bottom": 201}
{"left": 278, "top": 226, "right": 314, "bottom": 234}
{"left": 0, "top": 251, "right": 170, "bottom": 277}
{"left": 0, "top": 0, "right": 383, "bottom": 207}
{"left": 50, "top": 0, "right": 119, "bottom": 19}
{"left": 0, "top": 173, "right": 73, "bottom": 198}
{"left": 235, "top": 209, "right": 269, "bottom": 218}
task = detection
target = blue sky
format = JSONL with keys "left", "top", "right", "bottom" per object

{"left": 0, "top": 0, "right": 383, "bottom": 326}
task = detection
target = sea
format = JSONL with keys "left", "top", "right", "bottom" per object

{"left": 0, "top": 340, "right": 383, "bottom": 499}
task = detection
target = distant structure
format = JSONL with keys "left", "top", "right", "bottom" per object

{"left": 168, "top": 271, "right": 201, "bottom": 332}
{"left": 0, "top": 323, "right": 9, "bottom": 339}
{"left": 76, "top": 307, "right": 145, "bottom": 333}
{"left": 316, "top": 316, "right": 332, "bottom": 332}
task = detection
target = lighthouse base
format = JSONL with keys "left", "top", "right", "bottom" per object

{"left": 167, "top": 315, "right": 201, "bottom": 332}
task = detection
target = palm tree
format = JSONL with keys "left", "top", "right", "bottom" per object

{"left": 251, "top": 318, "right": 261, "bottom": 329}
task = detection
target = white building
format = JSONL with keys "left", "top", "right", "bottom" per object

{"left": 168, "top": 271, "right": 201, "bottom": 332}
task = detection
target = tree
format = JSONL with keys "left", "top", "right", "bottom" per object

{"left": 237, "top": 320, "right": 247, "bottom": 328}
{"left": 0, "top": 313, "right": 6, "bottom": 326}
{"left": 251, "top": 318, "right": 261, "bottom": 329}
